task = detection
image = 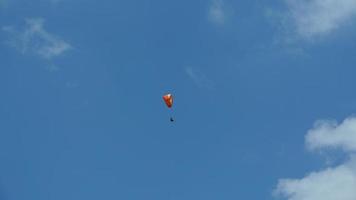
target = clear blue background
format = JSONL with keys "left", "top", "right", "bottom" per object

{"left": 1, "top": 0, "right": 356, "bottom": 199}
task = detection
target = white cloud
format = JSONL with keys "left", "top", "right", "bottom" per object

{"left": 306, "top": 118, "right": 356, "bottom": 152}
{"left": 2, "top": 18, "right": 71, "bottom": 59}
{"left": 274, "top": 116, "right": 356, "bottom": 200}
{"left": 208, "top": 0, "right": 226, "bottom": 25}
{"left": 185, "top": 67, "right": 214, "bottom": 89}
{"left": 275, "top": 157, "right": 356, "bottom": 200}
{"left": 284, "top": 0, "right": 356, "bottom": 39}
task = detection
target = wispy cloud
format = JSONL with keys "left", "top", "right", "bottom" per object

{"left": 185, "top": 67, "right": 214, "bottom": 89}
{"left": 2, "top": 18, "right": 71, "bottom": 59}
{"left": 274, "top": 116, "right": 356, "bottom": 200}
{"left": 280, "top": 0, "right": 356, "bottom": 40}
{"left": 208, "top": 0, "right": 226, "bottom": 25}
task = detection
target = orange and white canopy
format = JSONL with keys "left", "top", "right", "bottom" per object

{"left": 163, "top": 94, "right": 173, "bottom": 108}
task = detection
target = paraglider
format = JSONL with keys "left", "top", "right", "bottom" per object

{"left": 163, "top": 93, "right": 174, "bottom": 122}
{"left": 163, "top": 94, "right": 173, "bottom": 108}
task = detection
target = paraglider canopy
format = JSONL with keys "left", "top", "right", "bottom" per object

{"left": 163, "top": 94, "right": 173, "bottom": 108}
{"left": 163, "top": 93, "right": 174, "bottom": 122}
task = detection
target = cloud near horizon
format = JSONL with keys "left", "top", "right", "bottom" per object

{"left": 2, "top": 18, "right": 71, "bottom": 59}
{"left": 275, "top": 116, "right": 356, "bottom": 200}
{"left": 283, "top": 0, "right": 356, "bottom": 40}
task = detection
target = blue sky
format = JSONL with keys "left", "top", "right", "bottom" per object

{"left": 1, "top": 0, "right": 356, "bottom": 199}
